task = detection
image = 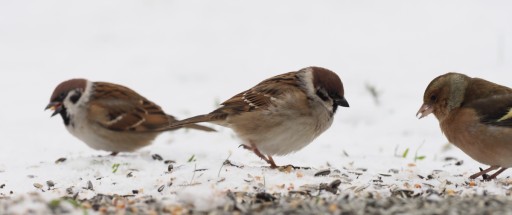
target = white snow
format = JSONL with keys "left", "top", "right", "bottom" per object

{"left": 1, "top": 0, "right": 512, "bottom": 212}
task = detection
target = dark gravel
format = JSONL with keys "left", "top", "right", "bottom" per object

{"left": 2, "top": 192, "right": 512, "bottom": 215}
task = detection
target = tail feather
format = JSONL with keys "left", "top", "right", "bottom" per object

{"left": 182, "top": 123, "right": 216, "bottom": 132}
{"left": 166, "top": 114, "right": 218, "bottom": 132}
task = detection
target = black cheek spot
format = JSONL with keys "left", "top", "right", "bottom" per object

{"left": 70, "top": 91, "right": 82, "bottom": 104}
{"left": 316, "top": 90, "right": 329, "bottom": 101}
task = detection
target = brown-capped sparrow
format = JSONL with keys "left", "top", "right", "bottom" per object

{"left": 170, "top": 66, "right": 349, "bottom": 168}
{"left": 46, "top": 79, "right": 215, "bottom": 155}
{"left": 418, "top": 72, "right": 512, "bottom": 180}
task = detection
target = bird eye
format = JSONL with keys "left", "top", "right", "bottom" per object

{"left": 430, "top": 95, "right": 437, "bottom": 101}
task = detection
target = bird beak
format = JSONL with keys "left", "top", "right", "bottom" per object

{"left": 45, "top": 102, "right": 63, "bottom": 117}
{"left": 335, "top": 97, "right": 350, "bottom": 107}
{"left": 416, "top": 103, "right": 433, "bottom": 119}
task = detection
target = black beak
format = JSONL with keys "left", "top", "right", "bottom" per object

{"left": 45, "top": 102, "right": 63, "bottom": 117}
{"left": 335, "top": 97, "right": 349, "bottom": 107}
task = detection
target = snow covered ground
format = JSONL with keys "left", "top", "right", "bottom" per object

{"left": 1, "top": 0, "right": 512, "bottom": 213}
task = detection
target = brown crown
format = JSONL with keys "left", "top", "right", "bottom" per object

{"left": 309, "top": 67, "right": 344, "bottom": 97}
{"left": 50, "top": 79, "right": 87, "bottom": 102}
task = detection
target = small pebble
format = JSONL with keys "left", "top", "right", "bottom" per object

{"left": 33, "top": 183, "right": 43, "bottom": 189}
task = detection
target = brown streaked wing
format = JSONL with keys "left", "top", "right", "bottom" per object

{"left": 212, "top": 72, "right": 301, "bottom": 115}
{"left": 88, "top": 82, "right": 171, "bottom": 132}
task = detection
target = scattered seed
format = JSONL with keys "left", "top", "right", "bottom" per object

{"left": 255, "top": 192, "right": 275, "bottom": 202}
{"left": 217, "top": 178, "right": 226, "bottom": 183}
{"left": 325, "top": 179, "right": 342, "bottom": 194}
{"left": 127, "top": 172, "right": 133, "bottom": 178}
{"left": 373, "top": 179, "right": 384, "bottom": 183}
{"left": 422, "top": 183, "right": 435, "bottom": 188}
{"left": 392, "top": 189, "right": 415, "bottom": 198}
{"left": 66, "top": 187, "right": 74, "bottom": 195}
{"left": 379, "top": 173, "right": 392, "bottom": 177}
{"left": 164, "top": 160, "right": 176, "bottom": 164}
{"left": 132, "top": 190, "right": 139, "bottom": 194}
{"left": 0, "top": 184, "right": 5, "bottom": 189}
{"left": 167, "top": 164, "right": 174, "bottom": 172}
{"left": 388, "top": 169, "right": 399, "bottom": 174}
{"left": 356, "top": 168, "right": 367, "bottom": 172}
{"left": 418, "top": 175, "right": 425, "bottom": 179}
{"left": 27, "top": 175, "right": 36, "bottom": 179}
{"left": 314, "top": 169, "right": 331, "bottom": 177}
{"left": 342, "top": 150, "right": 349, "bottom": 157}
{"left": 86, "top": 181, "right": 94, "bottom": 190}
{"left": 455, "top": 160, "right": 464, "bottom": 166}
{"left": 157, "top": 185, "right": 165, "bottom": 192}
{"left": 55, "top": 157, "right": 67, "bottom": 164}
{"left": 152, "top": 154, "right": 163, "bottom": 161}
{"left": 194, "top": 168, "right": 208, "bottom": 172}
{"left": 92, "top": 203, "right": 101, "bottom": 211}
{"left": 444, "top": 156, "right": 457, "bottom": 161}
{"left": 223, "top": 160, "right": 242, "bottom": 168}
{"left": 33, "top": 183, "right": 43, "bottom": 189}
{"left": 46, "top": 180, "right": 55, "bottom": 188}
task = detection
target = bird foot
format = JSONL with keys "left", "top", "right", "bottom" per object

{"left": 469, "top": 166, "right": 507, "bottom": 180}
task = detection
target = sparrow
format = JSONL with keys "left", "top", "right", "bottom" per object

{"left": 169, "top": 66, "right": 349, "bottom": 168}
{"left": 45, "top": 79, "right": 215, "bottom": 155}
{"left": 417, "top": 72, "right": 512, "bottom": 180}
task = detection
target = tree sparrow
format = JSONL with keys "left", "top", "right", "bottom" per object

{"left": 418, "top": 72, "right": 512, "bottom": 180}
{"left": 170, "top": 66, "right": 349, "bottom": 168}
{"left": 45, "top": 79, "right": 215, "bottom": 155}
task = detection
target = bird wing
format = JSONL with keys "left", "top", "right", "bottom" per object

{"left": 214, "top": 72, "right": 302, "bottom": 116}
{"left": 87, "top": 82, "right": 171, "bottom": 132}
{"left": 469, "top": 94, "right": 512, "bottom": 127}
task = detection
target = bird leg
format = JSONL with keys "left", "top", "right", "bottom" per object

{"left": 486, "top": 167, "right": 508, "bottom": 180}
{"left": 240, "top": 143, "right": 278, "bottom": 168}
{"left": 469, "top": 166, "right": 499, "bottom": 179}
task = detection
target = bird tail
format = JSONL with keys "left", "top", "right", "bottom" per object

{"left": 166, "top": 114, "right": 217, "bottom": 132}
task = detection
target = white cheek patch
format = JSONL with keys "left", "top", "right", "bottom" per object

{"left": 298, "top": 69, "right": 334, "bottom": 113}
{"left": 64, "top": 81, "right": 93, "bottom": 116}
{"left": 299, "top": 68, "right": 316, "bottom": 98}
